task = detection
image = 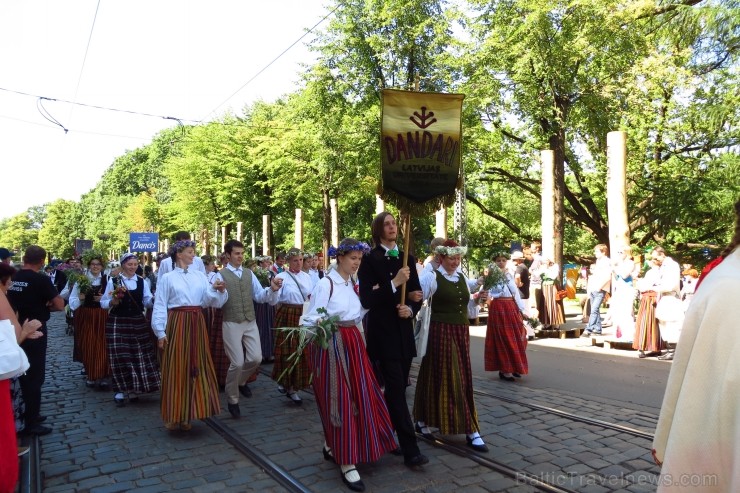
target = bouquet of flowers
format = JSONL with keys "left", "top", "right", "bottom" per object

{"left": 274, "top": 307, "right": 339, "bottom": 382}
{"left": 76, "top": 276, "right": 91, "bottom": 295}
{"left": 112, "top": 285, "right": 127, "bottom": 300}
{"left": 253, "top": 267, "right": 271, "bottom": 288}
{"left": 526, "top": 316, "right": 541, "bottom": 330}
{"left": 481, "top": 264, "right": 507, "bottom": 290}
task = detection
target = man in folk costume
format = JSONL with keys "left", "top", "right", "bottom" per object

{"left": 212, "top": 240, "right": 283, "bottom": 419}
{"left": 652, "top": 199, "right": 740, "bottom": 492}
{"left": 357, "top": 211, "right": 428, "bottom": 468}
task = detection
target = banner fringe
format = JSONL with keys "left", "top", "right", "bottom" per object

{"left": 377, "top": 184, "right": 457, "bottom": 216}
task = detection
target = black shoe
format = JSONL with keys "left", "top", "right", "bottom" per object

{"left": 390, "top": 448, "right": 403, "bottom": 456}
{"left": 287, "top": 391, "right": 302, "bottom": 405}
{"left": 340, "top": 468, "right": 365, "bottom": 492}
{"left": 639, "top": 351, "right": 661, "bottom": 359}
{"left": 98, "top": 381, "right": 110, "bottom": 390}
{"left": 228, "top": 403, "right": 241, "bottom": 419}
{"left": 414, "top": 422, "right": 434, "bottom": 440}
{"left": 499, "top": 372, "right": 515, "bottom": 382}
{"left": 23, "top": 424, "right": 52, "bottom": 436}
{"left": 404, "top": 454, "right": 429, "bottom": 467}
{"left": 512, "top": 373, "right": 522, "bottom": 378}
{"left": 114, "top": 393, "right": 126, "bottom": 407}
{"left": 32, "top": 415, "right": 48, "bottom": 424}
{"left": 466, "top": 436, "right": 489, "bottom": 453}
{"left": 323, "top": 446, "right": 335, "bottom": 463}
{"left": 238, "top": 384, "right": 252, "bottom": 398}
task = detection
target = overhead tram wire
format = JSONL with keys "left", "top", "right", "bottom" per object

{"left": 67, "top": 0, "right": 102, "bottom": 126}
{"left": 199, "top": 2, "right": 341, "bottom": 122}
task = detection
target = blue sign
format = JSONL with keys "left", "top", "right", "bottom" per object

{"left": 129, "top": 233, "right": 159, "bottom": 252}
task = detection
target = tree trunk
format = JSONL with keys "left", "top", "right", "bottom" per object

{"left": 550, "top": 129, "right": 566, "bottom": 270}
{"left": 322, "top": 190, "right": 331, "bottom": 268}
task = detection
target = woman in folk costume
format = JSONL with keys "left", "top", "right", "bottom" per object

{"left": 271, "top": 248, "right": 314, "bottom": 405}
{"left": 484, "top": 253, "right": 528, "bottom": 382}
{"left": 652, "top": 200, "right": 740, "bottom": 492}
{"left": 415, "top": 240, "right": 489, "bottom": 453}
{"left": 303, "top": 239, "right": 397, "bottom": 492}
{"left": 69, "top": 254, "right": 111, "bottom": 389}
{"left": 533, "top": 256, "right": 565, "bottom": 329}
{"left": 201, "top": 255, "right": 228, "bottom": 388}
{"left": 254, "top": 256, "right": 277, "bottom": 363}
{"left": 632, "top": 258, "right": 663, "bottom": 358}
{"left": 608, "top": 245, "right": 637, "bottom": 341}
{"left": 101, "top": 253, "right": 160, "bottom": 406}
{"left": 151, "top": 240, "right": 227, "bottom": 431}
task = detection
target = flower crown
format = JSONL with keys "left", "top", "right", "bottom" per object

{"left": 328, "top": 241, "right": 371, "bottom": 257}
{"left": 434, "top": 244, "right": 468, "bottom": 256}
{"left": 169, "top": 240, "right": 196, "bottom": 255}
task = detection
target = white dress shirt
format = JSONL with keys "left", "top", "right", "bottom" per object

{"left": 274, "top": 270, "right": 314, "bottom": 305}
{"left": 212, "top": 264, "right": 279, "bottom": 304}
{"left": 301, "top": 270, "right": 367, "bottom": 327}
{"left": 151, "top": 267, "right": 228, "bottom": 339}
{"left": 157, "top": 256, "right": 206, "bottom": 281}
{"left": 100, "top": 274, "right": 154, "bottom": 310}
{"left": 488, "top": 273, "right": 526, "bottom": 313}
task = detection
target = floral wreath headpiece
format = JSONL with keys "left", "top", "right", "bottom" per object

{"left": 434, "top": 244, "right": 468, "bottom": 257}
{"left": 328, "top": 242, "right": 372, "bottom": 257}
{"left": 285, "top": 248, "right": 304, "bottom": 259}
{"left": 169, "top": 240, "right": 196, "bottom": 255}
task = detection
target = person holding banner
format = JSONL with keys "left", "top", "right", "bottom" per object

{"left": 358, "top": 212, "right": 428, "bottom": 468}
{"left": 415, "top": 240, "right": 488, "bottom": 452}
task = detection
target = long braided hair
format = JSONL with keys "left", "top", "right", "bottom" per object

{"left": 720, "top": 199, "right": 740, "bottom": 258}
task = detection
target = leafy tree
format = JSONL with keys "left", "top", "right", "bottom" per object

{"left": 37, "top": 200, "right": 85, "bottom": 259}
{"left": 0, "top": 211, "right": 40, "bottom": 256}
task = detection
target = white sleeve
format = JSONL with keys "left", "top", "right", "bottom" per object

{"left": 151, "top": 277, "right": 169, "bottom": 339}
{"left": 418, "top": 269, "right": 438, "bottom": 300}
{"left": 301, "top": 278, "right": 331, "bottom": 327}
{"left": 100, "top": 278, "right": 115, "bottom": 310}
{"left": 142, "top": 278, "right": 154, "bottom": 309}
{"left": 69, "top": 283, "right": 82, "bottom": 311}
{"left": 251, "top": 271, "right": 279, "bottom": 304}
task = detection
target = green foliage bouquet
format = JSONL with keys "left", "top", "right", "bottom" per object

{"left": 274, "top": 307, "right": 339, "bottom": 382}
{"left": 481, "top": 264, "right": 507, "bottom": 290}
{"left": 253, "top": 267, "right": 271, "bottom": 288}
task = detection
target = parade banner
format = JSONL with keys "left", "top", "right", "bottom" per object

{"left": 129, "top": 233, "right": 159, "bottom": 252}
{"left": 74, "top": 239, "right": 93, "bottom": 256}
{"left": 380, "top": 89, "right": 464, "bottom": 215}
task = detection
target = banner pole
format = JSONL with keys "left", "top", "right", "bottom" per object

{"left": 401, "top": 211, "right": 411, "bottom": 303}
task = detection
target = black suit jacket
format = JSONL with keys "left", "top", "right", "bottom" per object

{"left": 358, "top": 246, "right": 422, "bottom": 361}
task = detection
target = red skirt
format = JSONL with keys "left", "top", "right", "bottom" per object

{"left": 75, "top": 306, "right": 111, "bottom": 381}
{"left": 271, "top": 304, "right": 312, "bottom": 390}
{"left": 203, "top": 307, "right": 228, "bottom": 387}
{"left": 310, "top": 326, "right": 397, "bottom": 465}
{"left": 484, "top": 298, "right": 528, "bottom": 374}
{"left": 0, "top": 380, "right": 17, "bottom": 493}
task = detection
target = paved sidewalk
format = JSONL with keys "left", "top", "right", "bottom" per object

{"left": 32, "top": 310, "right": 662, "bottom": 492}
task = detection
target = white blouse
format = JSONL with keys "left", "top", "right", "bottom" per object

{"left": 419, "top": 265, "right": 479, "bottom": 300}
{"left": 301, "top": 270, "right": 367, "bottom": 327}
{"left": 488, "top": 273, "right": 525, "bottom": 312}
{"left": 69, "top": 273, "right": 105, "bottom": 311}
{"left": 100, "top": 274, "right": 153, "bottom": 310}
{"left": 151, "top": 267, "right": 228, "bottom": 339}
{"left": 274, "top": 270, "right": 314, "bottom": 305}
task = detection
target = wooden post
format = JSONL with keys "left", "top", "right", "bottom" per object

{"left": 330, "top": 198, "right": 339, "bottom": 247}
{"left": 435, "top": 208, "right": 447, "bottom": 238}
{"left": 251, "top": 231, "right": 256, "bottom": 258}
{"left": 213, "top": 224, "right": 219, "bottom": 256}
{"left": 400, "top": 211, "right": 412, "bottom": 304}
{"left": 607, "top": 131, "right": 630, "bottom": 252}
{"left": 541, "top": 150, "right": 556, "bottom": 261}
{"left": 295, "top": 209, "right": 303, "bottom": 249}
{"left": 236, "top": 222, "right": 243, "bottom": 242}
{"left": 262, "top": 215, "right": 271, "bottom": 256}
{"left": 221, "top": 226, "right": 227, "bottom": 252}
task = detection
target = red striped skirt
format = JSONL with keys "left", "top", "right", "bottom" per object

{"left": 106, "top": 314, "right": 161, "bottom": 394}
{"left": 309, "top": 326, "right": 397, "bottom": 465}
{"left": 484, "top": 298, "right": 528, "bottom": 374}
{"left": 271, "top": 304, "right": 312, "bottom": 390}
{"left": 633, "top": 292, "right": 663, "bottom": 352}
{"left": 161, "top": 307, "right": 220, "bottom": 425}
{"left": 203, "top": 307, "right": 228, "bottom": 387}
{"left": 414, "top": 321, "right": 479, "bottom": 435}
{"left": 0, "top": 380, "right": 17, "bottom": 493}
{"left": 75, "top": 306, "right": 111, "bottom": 381}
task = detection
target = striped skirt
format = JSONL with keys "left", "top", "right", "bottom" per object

{"left": 484, "top": 298, "right": 528, "bottom": 374}
{"left": 414, "top": 321, "right": 480, "bottom": 435}
{"left": 309, "top": 326, "right": 397, "bottom": 465}
{"left": 633, "top": 291, "right": 663, "bottom": 352}
{"left": 255, "top": 301, "right": 276, "bottom": 360}
{"left": 271, "top": 304, "right": 312, "bottom": 390}
{"left": 161, "top": 307, "right": 221, "bottom": 425}
{"left": 106, "top": 314, "right": 161, "bottom": 394}
{"left": 75, "top": 306, "right": 111, "bottom": 381}
{"left": 203, "top": 307, "right": 228, "bottom": 387}
{"left": 540, "top": 281, "right": 565, "bottom": 328}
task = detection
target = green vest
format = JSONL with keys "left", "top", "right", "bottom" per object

{"left": 220, "top": 268, "right": 256, "bottom": 323}
{"left": 430, "top": 271, "right": 470, "bottom": 325}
